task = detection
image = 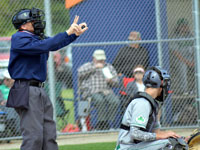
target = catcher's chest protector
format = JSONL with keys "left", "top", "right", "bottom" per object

{"left": 131, "top": 92, "right": 159, "bottom": 132}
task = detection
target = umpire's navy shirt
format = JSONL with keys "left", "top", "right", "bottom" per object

{"left": 8, "top": 31, "right": 77, "bottom": 82}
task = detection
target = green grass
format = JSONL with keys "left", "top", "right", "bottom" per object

{"left": 61, "top": 89, "right": 75, "bottom": 124}
{"left": 11, "top": 142, "right": 116, "bottom": 150}
{"left": 61, "top": 89, "right": 74, "bottom": 100}
{"left": 59, "top": 142, "right": 116, "bottom": 150}
{"left": 56, "top": 100, "right": 75, "bottom": 131}
{"left": 56, "top": 89, "right": 75, "bottom": 131}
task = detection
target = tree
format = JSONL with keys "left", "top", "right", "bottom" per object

{"left": 0, "top": 0, "right": 70, "bottom": 36}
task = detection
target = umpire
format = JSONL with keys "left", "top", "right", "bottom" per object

{"left": 6, "top": 7, "right": 88, "bottom": 150}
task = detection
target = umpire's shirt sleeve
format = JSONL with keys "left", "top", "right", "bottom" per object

{"left": 11, "top": 31, "right": 78, "bottom": 55}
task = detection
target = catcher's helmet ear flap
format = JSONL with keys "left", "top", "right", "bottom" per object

{"left": 143, "top": 66, "right": 171, "bottom": 102}
{"left": 12, "top": 9, "right": 32, "bottom": 29}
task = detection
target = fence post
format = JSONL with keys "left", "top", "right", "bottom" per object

{"left": 193, "top": 0, "right": 200, "bottom": 127}
{"left": 44, "top": 0, "right": 57, "bottom": 121}
{"left": 155, "top": 0, "right": 162, "bottom": 67}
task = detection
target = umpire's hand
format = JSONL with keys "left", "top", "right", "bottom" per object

{"left": 66, "top": 15, "right": 88, "bottom": 36}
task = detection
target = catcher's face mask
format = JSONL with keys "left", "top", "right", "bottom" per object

{"left": 156, "top": 77, "right": 171, "bottom": 102}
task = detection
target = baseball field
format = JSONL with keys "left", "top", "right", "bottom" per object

{"left": 9, "top": 142, "right": 115, "bottom": 150}
{"left": 0, "top": 129, "right": 195, "bottom": 150}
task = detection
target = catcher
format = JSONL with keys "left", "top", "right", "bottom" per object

{"left": 115, "top": 66, "right": 199, "bottom": 150}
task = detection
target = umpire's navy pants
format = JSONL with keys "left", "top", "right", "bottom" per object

{"left": 15, "top": 82, "right": 58, "bottom": 150}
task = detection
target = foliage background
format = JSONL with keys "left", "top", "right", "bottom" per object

{"left": 0, "top": 0, "right": 70, "bottom": 36}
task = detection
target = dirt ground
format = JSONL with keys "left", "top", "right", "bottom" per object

{"left": 0, "top": 128, "right": 195, "bottom": 150}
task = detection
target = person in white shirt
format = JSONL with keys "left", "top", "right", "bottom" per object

{"left": 126, "top": 65, "right": 145, "bottom": 98}
{"left": 119, "top": 65, "right": 145, "bottom": 117}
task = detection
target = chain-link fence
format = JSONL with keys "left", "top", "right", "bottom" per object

{"left": 0, "top": 0, "right": 199, "bottom": 141}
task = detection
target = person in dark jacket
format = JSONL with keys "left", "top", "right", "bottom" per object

{"left": 6, "top": 7, "right": 88, "bottom": 150}
{"left": 113, "top": 31, "right": 149, "bottom": 77}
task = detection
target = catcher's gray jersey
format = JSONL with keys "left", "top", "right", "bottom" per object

{"left": 116, "top": 98, "right": 165, "bottom": 150}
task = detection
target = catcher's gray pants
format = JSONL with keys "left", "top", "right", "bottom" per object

{"left": 127, "top": 139, "right": 171, "bottom": 150}
{"left": 16, "top": 85, "right": 58, "bottom": 150}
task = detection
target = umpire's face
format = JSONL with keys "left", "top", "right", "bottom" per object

{"left": 20, "top": 22, "right": 34, "bottom": 32}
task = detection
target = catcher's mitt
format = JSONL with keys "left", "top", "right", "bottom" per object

{"left": 188, "top": 129, "right": 200, "bottom": 150}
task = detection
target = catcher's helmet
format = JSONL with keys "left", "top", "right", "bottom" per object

{"left": 143, "top": 66, "right": 170, "bottom": 102}
{"left": 12, "top": 7, "right": 46, "bottom": 38}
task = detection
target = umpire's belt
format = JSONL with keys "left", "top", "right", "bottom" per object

{"left": 16, "top": 79, "right": 45, "bottom": 88}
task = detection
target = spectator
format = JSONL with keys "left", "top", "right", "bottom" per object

{"left": 53, "top": 51, "right": 73, "bottom": 88}
{"left": 119, "top": 65, "right": 145, "bottom": 122}
{"left": 0, "top": 70, "right": 14, "bottom": 105}
{"left": 0, "top": 70, "right": 20, "bottom": 135}
{"left": 126, "top": 65, "right": 145, "bottom": 98}
{"left": 113, "top": 31, "right": 149, "bottom": 77}
{"left": 78, "top": 49, "right": 119, "bottom": 130}
{"left": 170, "top": 18, "right": 195, "bottom": 94}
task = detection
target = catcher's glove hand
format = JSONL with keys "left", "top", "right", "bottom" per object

{"left": 188, "top": 128, "right": 200, "bottom": 150}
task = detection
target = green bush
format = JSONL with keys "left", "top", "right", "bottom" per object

{"left": 0, "top": 0, "right": 70, "bottom": 36}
